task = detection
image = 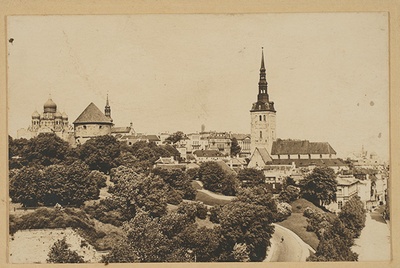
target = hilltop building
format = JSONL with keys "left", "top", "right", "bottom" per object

{"left": 17, "top": 96, "right": 74, "bottom": 143}
{"left": 73, "top": 102, "right": 114, "bottom": 145}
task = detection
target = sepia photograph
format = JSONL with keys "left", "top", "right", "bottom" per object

{"left": 5, "top": 12, "right": 391, "bottom": 264}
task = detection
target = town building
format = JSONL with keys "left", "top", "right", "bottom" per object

{"left": 192, "top": 149, "right": 227, "bottom": 162}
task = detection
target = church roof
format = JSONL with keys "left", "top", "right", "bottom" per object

{"left": 73, "top": 102, "right": 113, "bottom": 125}
{"left": 253, "top": 147, "right": 273, "bottom": 163}
{"left": 271, "top": 139, "right": 336, "bottom": 155}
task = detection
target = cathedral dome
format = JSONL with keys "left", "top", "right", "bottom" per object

{"left": 54, "top": 111, "right": 62, "bottom": 118}
{"left": 62, "top": 112, "right": 68, "bottom": 120}
{"left": 32, "top": 110, "right": 40, "bottom": 119}
{"left": 44, "top": 98, "right": 57, "bottom": 113}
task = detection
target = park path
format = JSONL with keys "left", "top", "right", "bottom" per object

{"left": 352, "top": 206, "right": 391, "bottom": 261}
{"left": 265, "top": 224, "right": 314, "bottom": 262}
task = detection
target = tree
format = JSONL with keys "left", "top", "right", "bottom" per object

{"left": 87, "top": 170, "right": 107, "bottom": 188}
{"left": 175, "top": 225, "right": 221, "bottom": 262}
{"left": 109, "top": 166, "right": 169, "bottom": 218}
{"left": 282, "top": 176, "right": 296, "bottom": 189}
{"left": 338, "top": 196, "right": 366, "bottom": 238}
{"left": 218, "top": 201, "right": 275, "bottom": 261}
{"left": 198, "top": 162, "right": 227, "bottom": 194}
{"left": 299, "top": 167, "right": 337, "bottom": 206}
{"left": 10, "top": 162, "right": 99, "bottom": 207}
{"left": 78, "top": 135, "right": 121, "bottom": 173}
{"left": 165, "top": 131, "right": 185, "bottom": 144}
{"left": 278, "top": 185, "right": 300, "bottom": 203}
{"left": 26, "top": 133, "right": 71, "bottom": 167}
{"left": 307, "top": 218, "right": 358, "bottom": 261}
{"left": 237, "top": 168, "right": 266, "bottom": 188}
{"left": 232, "top": 243, "right": 250, "bottom": 262}
{"left": 47, "top": 237, "right": 85, "bottom": 263}
{"left": 9, "top": 166, "right": 43, "bottom": 207}
{"left": 121, "top": 210, "right": 171, "bottom": 262}
{"left": 41, "top": 161, "right": 98, "bottom": 206}
{"left": 235, "top": 186, "right": 278, "bottom": 214}
{"left": 153, "top": 168, "right": 196, "bottom": 200}
{"left": 230, "top": 137, "right": 241, "bottom": 157}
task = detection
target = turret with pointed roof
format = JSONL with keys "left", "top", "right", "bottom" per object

{"left": 104, "top": 94, "right": 112, "bottom": 121}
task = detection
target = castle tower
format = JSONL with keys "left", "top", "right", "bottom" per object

{"left": 104, "top": 94, "right": 112, "bottom": 122}
{"left": 250, "top": 48, "right": 277, "bottom": 154}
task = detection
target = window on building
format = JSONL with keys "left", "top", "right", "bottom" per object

{"left": 260, "top": 131, "right": 262, "bottom": 138}
{"left": 259, "top": 115, "right": 262, "bottom": 121}
{"left": 263, "top": 115, "right": 266, "bottom": 121}
{"left": 83, "top": 125, "right": 87, "bottom": 129}
{"left": 338, "top": 201, "right": 343, "bottom": 210}
{"left": 99, "top": 125, "right": 103, "bottom": 129}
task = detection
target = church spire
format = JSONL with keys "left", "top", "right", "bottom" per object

{"left": 258, "top": 47, "right": 268, "bottom": 102}
{"left": 105, "top": 94, "right": 111, "bottom": 120}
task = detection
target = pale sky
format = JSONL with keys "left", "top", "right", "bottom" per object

{"left": 7, "top": 13, "right": 389, "bottom": 160}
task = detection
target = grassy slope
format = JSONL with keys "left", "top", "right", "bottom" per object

{"left": 278, "top": 198, "right": 330, "bottom": 250}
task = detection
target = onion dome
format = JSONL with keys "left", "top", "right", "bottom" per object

{"left": 44, "top": 98, "right": 57, "bottom": 113}
{"left": 62, "top": 112, "right": 68, "bottom": 120}
{"left": 32, "top": 110, "right": 40, "bottom": 119}
{"left": 54, "top": 111, "right": 62, "bottom": 118}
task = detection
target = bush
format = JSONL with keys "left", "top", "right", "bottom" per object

{"left": 166, "top": 189, "right": 183, "bottom": 205}
{"left": 186, "top": 168, "right": 199, "bottom": 180}
{"left": 276, "top": 202, "right": 292, "bottom": 222}
{"left": 195, "top": 202, "right": 208, "bottom": 220}
{"left": 209, "top": 205, "right": 222, "bottom": 223}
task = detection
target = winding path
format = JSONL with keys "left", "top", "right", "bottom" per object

{"left": 265, "top": 224, "right": 314, "bottom": 262}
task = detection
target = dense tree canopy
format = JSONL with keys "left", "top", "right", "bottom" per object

{"left": 338, "top": 196, "right": 366, "bottom": 238}
{"left": 299, "top": 167, "right": 337, "bottom": 206}
{"left": 10, "top": 162, "right": 99, "bottom": 206}
{"left": 237, "top": 168, "right": 266, "bottom": 188}
{"left": 307, "top": 218, "right": 358, "bottom": 262}
{"left": 109, "top": 166, "right": 169, "bottom": 218}
{"left": 152, "top": 168, "right": 196, "bottom": 200}
{"left": 198, "top": 162, "right": 238, "bottom": 195}
{"left": 9, "top": 134, "right": 73, "bottom": 168}
{"left": 78, "top": 135, "right": 122, "bottom": 173}
{"left": 218, "top": 201, "right": 275, "bottom": 261}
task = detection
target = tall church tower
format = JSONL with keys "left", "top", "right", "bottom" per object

{"left": 250, "top": 49, "right": 276, "bottom": 154}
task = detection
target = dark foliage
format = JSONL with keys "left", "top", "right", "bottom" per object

{"left": 237, "top": 168, "right": 266, "bottom": 188}
{"left": 47, "top": 237, "right": 85, "bottom": 263}
{"left": 78, "top": 135, "right": 122, "bottom": 173}
{"left": 338, "top": 196, "right": 366, "bottom": 238}
{"left": 9, "top": 162, "right": 99, "bottom": 207}
{"left": 299, "top": 167, "right": 337, "bottom": 206}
